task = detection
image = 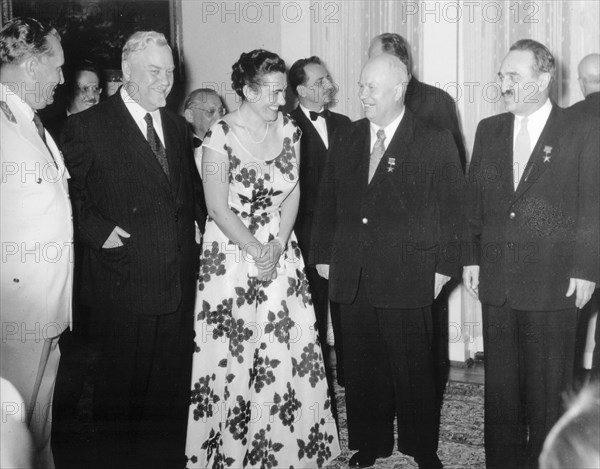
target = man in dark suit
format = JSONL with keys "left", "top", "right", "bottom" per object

{"left": 61, "top": 31, "right": 204, "bottom": 469}
{"left": 463, "top": 39, "right": 599, "bottom": 469}
{"left": 311, "top": 54, "right": 464, "bottom": 468}
{"left": 289, "top": 56, "right": 350, "bottom": 385}
{"left": 369, "top": 32, "right": 465, "bottom": 423}
{"left": 570, "top": 53, "right": 600, "bottom": 381}
{"left": 571, "top": 53, "right": 600, "bottom": 118}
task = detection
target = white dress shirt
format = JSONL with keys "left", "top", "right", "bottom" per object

{"left": 300, "top": 103, "right": 329, "bottom": 149}
{"left": 121, "top": 87, "right": 166, "bottom": 147}
{"left": 512, "top": 98, "right": 552, "bottom": 186}
{"left": 369, "top": 109, "right": 405, "bottom": 153}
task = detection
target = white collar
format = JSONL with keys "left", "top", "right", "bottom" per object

{"left": 0, "top": 82, "right": 34, "bottom": 122}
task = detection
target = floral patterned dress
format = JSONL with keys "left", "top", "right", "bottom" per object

{"left": 185, "top": 114, "right": 340, "bottom": 469}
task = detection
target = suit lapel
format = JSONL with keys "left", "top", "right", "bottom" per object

{"left": 294, "top": 107, "right": 328, "bottom": 151}
{"left": 495, "top": 113, "right": 515, "bottom": 200}
{"left": 513, "top": 105, "right": 560, "bottom": 201}
{"left": 367, "top": 111, "right": 413, "bottom": 190}
{"left": 111, "top": 96, "right": 172, "bottom": 191}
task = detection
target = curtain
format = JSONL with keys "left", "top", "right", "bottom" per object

{"left": 311, "top": 0, "right": 422, "bottom": 121}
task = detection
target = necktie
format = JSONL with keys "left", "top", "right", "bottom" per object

{"left": 144, "top": 113, "right": 170, "bottom": 178}
{"left": 513, "top": 117, "right": 530, "bottom": 189}
{"left": 193, "top": 136, "right": 202, "bottom": 148}
{"left": 368, "top": 129, "right": 386, "bottom": 182}
{"left": 32, "top": 112, "right": 57, "bottom": 168}
{"left": 309, "top": 109, "right": 330, "bottom": 121}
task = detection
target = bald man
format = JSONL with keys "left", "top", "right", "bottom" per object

{"left": 571, "top": 53, "right": 600, "bottom": 118}
{"left": 311, "top": 54, "right": 464, "bottom": 468}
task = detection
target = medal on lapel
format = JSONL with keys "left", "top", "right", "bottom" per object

{"left": 543, "top": 145, "right": 552, "bottom": 163}
{"left": 387, "top": 157, "right": 396, "bottom": 173}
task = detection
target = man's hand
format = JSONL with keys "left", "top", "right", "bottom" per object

{"left": 462, "top": 265, "right": 480, "bottom": 299}
{"left": 316, "top": 264, "right": 330, "bottom": 279}
{"left": 102, "top": 226, "right": 131, "bottom": 249}
{"left": 434, "top": 273, "right": 451, "bottom": 299}
{"left": 566, "top": 278, "right": 596, "bottom": 309}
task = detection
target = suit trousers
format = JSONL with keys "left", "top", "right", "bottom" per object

{"left": 482, "top": 303, "right": 577, "bottom": 469}
{"left": 90, "top": 304, "right": 194, "bottom": 469}
{"left": 305, "top": 266, "right": 345, "bottom": 383}
{"left": 1, "top": 334, "right": 61, "bottom": 469}
{"left": 340, "top": 275, "right": 438, "bottom": 459}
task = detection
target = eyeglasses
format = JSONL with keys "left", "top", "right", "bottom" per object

{"left": 78, "top": 84, "right": 102, "bottom": 96}
{"left": 189, "top": 106, "right": 226, "bottom": 118}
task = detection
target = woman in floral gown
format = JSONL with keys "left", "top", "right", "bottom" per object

{"left": 185, "top": 50, "right": 340, "bottom": 469}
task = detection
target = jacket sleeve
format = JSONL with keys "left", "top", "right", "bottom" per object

{"left": 461, "top": 120, "right": 486, "bottom": 267}
{"left": 61, "top": 116, "right": 116, "bottom": 251}
{"left": 570, "top": 118, "right": 600, "bottom": 283}
{"left": 307, "top": 128, "right": 342, "bottom": 266}
{"left": 434, "top": 129, "right": 466, "bottom": 278}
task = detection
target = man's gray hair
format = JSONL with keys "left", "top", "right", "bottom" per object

{"left": 122, "top": 31, "right": 170, "bottom": 62}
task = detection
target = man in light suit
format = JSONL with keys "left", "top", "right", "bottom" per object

{"left": 311, "top": 54, "right": 464, "bottom": 468}
{"left": 463, "top": 39, "right": 599, "bottom": 469}
{"left": 61, "top": 31, "right": 204, "bottom": 469}
{"left": 289, "top": 56, "right": 350, "bottom": 385}
{"left": 1, "top": 17, "right": 72, "bottom": 468}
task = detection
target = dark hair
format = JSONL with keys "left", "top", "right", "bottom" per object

{"left": 0, "top": 17, "right": 60, "bottom": 65}
{"left": 509, "top": 39, "right": 556, "bottom": 79}
{"left": 65, "top": 59, "right": 102, "bottom": 104}
{"left": 373, "top": 33, "right": 411, "bottom": 73}
{"left": 231, "top": 49, "right": 286, "bottom": 99}
{"left": 288, "top": 56, "right": 323, "bottom": 95}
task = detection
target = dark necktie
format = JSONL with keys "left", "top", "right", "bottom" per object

{"left": 309, "top": 109, "right": 330, "bottom": 121}
{"left": 193, "top": 136, "right": 202, "bottom": 148}
{"left": 144, "top": 113, "right": 169, "bottom": 178}
{"left": 32, "top": 112, "right": 57, "bottom": 168}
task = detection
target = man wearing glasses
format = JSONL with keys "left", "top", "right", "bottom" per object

{"left": 183, "top": 88, "right": 226, "bottom": 148}
{"left": 43, "top": 59, "right": 103, "bottom": 142}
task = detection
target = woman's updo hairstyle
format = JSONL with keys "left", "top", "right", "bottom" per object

{"left": 231, "top": 49, "right": 286, "bottom": 99}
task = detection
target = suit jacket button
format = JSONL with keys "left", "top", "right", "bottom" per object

{"left": 362, "top": 218, "right": 368, "bottom": 224}
{"left": 509, "top": 212, "right": 516, "bottom": 219}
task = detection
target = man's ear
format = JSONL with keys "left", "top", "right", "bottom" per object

{"left": 538, "top": 72, "right": 552, "bottom": 92}
{"left": 184, "top": 108, "right": 194, "bottom": 125}
{"left": 121, "top": 61, "right": 131, "bottom": 82}
{"left": 22, "top": 55, "right": 38, "bottom": 80}
{"left": 297, "top": 85, "right": 307, "bottom": 99}
{"left": 394, "top": 83, "right": 405, "bottom": 103}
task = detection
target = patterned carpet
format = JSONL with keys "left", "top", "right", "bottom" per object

{"left": 327, "top": 380, "right": 484, "bottom": 469}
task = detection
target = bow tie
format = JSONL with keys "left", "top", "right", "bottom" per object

{"left": 193, "top": 136, "right": 202, "bottom": 148}
{"left": 309, "top": 109, "right": 330, "bottom": 121}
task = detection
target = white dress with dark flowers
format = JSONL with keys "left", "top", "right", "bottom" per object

{"left": 185, "top": 115, "right": 340, "bottom": 469}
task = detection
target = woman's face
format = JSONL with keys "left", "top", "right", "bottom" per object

{"left": 244, "top": 71, "right": 287, "bottom": 122}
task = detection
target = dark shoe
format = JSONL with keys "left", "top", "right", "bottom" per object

{"left": 377, "top": 449, "right": 393, "bottom": 458}
{"left": 349, "top": 451, "right": 377, "bottom": 468}
{"left": 415, "top": 454, "right": 443, "bottom": 469}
